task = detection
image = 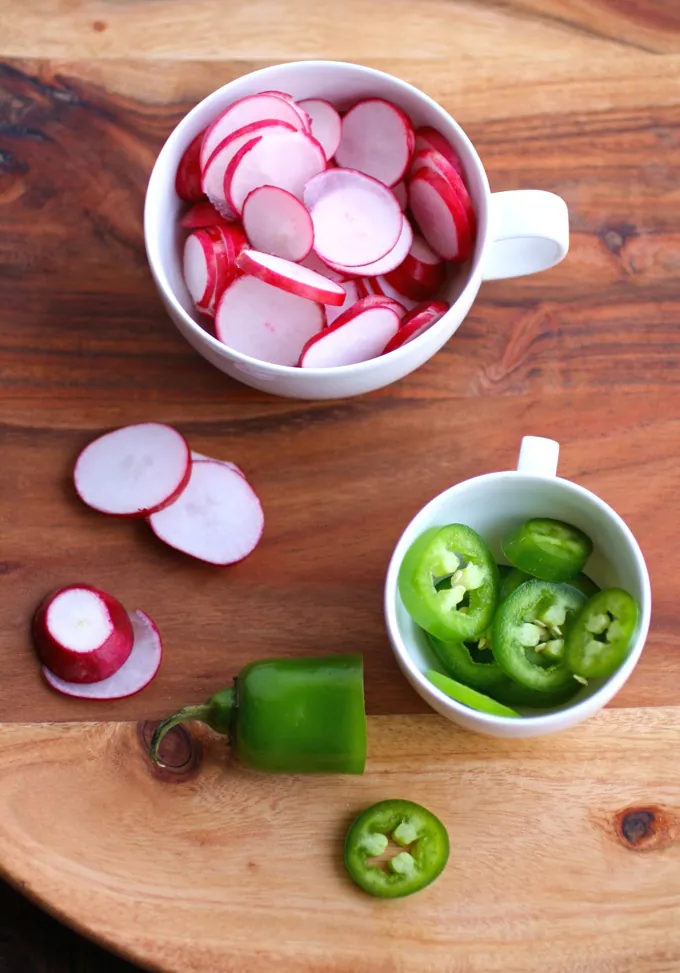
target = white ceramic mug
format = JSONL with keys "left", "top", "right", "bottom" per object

{"left": 144, "top": 61, "right": 569, "bottom": 400}
{"left": 384, "top": 437, "right": 652, "bottom": 739}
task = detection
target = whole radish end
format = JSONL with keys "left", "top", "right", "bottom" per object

{"left": 43, "top": 610, "right": 162, "bottom": 700}
{"left": 175, "top": 130, "right": 206, "bottom": 202}
{"left": 33, "top": 585, "right": 134, "bottom": 683}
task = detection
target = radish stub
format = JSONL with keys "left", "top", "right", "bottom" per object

{"left": 236, "top": 249, "right": 345, "bottom": 305}
{"left": 297, "top": 98, "right": 342, "bottom": 160}
{"left": 335, "top": 98, "right": 415, "bottom": 187}
{"left": 225, "top": 129, "right": 326, "bottom": 214}
{"left": 200, "top": 93, "right": 309, "bottom": 170}
{"left": 242, "top": 186, "right": 314, "bottom": 262}
{"left": 300, "top": 300, "right": 401, "bottom": 367}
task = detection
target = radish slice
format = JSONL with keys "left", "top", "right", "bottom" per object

{"left": 383, "top": 300, "right": 449, "bottom": 353}
{"left": 384, "top": 233, "right": 446, "bottom": 300}
{"left": 298, "top": 99, "right": 342, "bottom": 160}
{"left": 148, "top": 460, "right": 264, "bottom": 566}
{"left": 322, "top": 214, "right": 413, "bottom": 277}
{"left": 414, "top": 126, "right": 465, "bottom": 179}
{"left": 410, "top": 148, "right": 476, "bottom": 234}
{"left": 236, "top": 249, "right": 345, "bottom": 305}
{"left": 301, "top": 251, "right": 352, "bottom": 283}
{"left": 43, "top": 610, "right": 162, "bottom": 700}
{"left": 200, "top": 93, "right": 309, "bottom": 170}
{"left": 215, "top": 275, "right": 325, "bottom": 365}
{"left": 225, "top": 129, "right": 326, "bottom": 214}
{"left": 393, "top": 181, "right": 408, "bottom": 210}
{"left": 33, "top": 585, "right": 134, "bottom": 684}
{"left": 371, "top": 275, "right": 419, "bottom": 311}
{"left": 408, "top": 168, "right": 473, "bottom": 262}
{"left": 335, "top": 99, "right": 415, "bottom": 187}
{"left": 183, "top": 225, "right": 244, "bottom": 317}
{"left": 74, "top": 422, "right": 191, "bottom": 518}
{"left": 180, "top": 201, "right": 234, "bottom": 230}
{"left": 300, "top": 298, "right": 401, "bottom": 368}
{"left": 191, "top": 450, "right": 246, "bottom": 479}
{"left": 175, "top": 130, "right": 206, "bottom": 202}
{"left": 242, "top": 187, "right": 314, "bottom": 262}
{"left": 353, "top": 289, "right": 406, "bottom": 318}
{"left": 326, "top": 279, "right": 360, "bottom": 325}
{"left": 304, "top": 168, "right": 402, "bottom": 267}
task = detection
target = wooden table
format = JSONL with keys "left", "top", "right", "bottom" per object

{"left": 1, "top": 1, "right": 679, "bottom": 970}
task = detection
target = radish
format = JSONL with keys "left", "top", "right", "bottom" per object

{"left": 410, "top": 147, "right": 476, "bottom": 234}
{"left": 304, "top": 168, "right": 402, "bottom": 267}
{"left": 384, "top": 233, "right": 446, "bottom": 300}
{"left": 242, "top": 186, "right": 314, "bottom": 262}
{"left": 383, "top": 300, "right": 449, "bottom": 353}
{"left": 200, "top": 93, "right": 310, "bottom": 171}
{"left": 393, "top": 181, "right": 408, "bottom": 210}
{"left": 326, "top": 279, "right": 360, "bottom": 325}
{"left": 335, "top": 98, "right": 414, "bottom": 187}
{"left": 236, "top": 249, "right": 345, "bottom": 305}
{"left": 180, "top": 201, "right": 233, "bottom": 230}
{"left": 408, "top": 168, "right": 473, "bottom": 262}
{"left": 183, "top": 225, "right": 245, "bottom": 317}
{"left": 215, "top": 275, "right": 325, "bottom": 366}
{"left": 148, "top": 459, "right": 264, "bottom": 566}
{"left": 414, "top": 126, "right": 465, "bottom": 179}
{"left": 74, "top": 422, "right": 191, "bottom": 518}
{"left": 369, "top": 275, "right": 419, "bottom": 311}
{"left": 33, "top": 585, "right": 134, "bottom": 684}
{"left": 300, "top": 297, "right": 401, "bottom": 368}
{"left": 224, "top": 129, "right": 326, "bottom": 214}
{"left": 322, "top": 213, "right": 413, "bottom": 277}
{"left": 301, "top": 250, "right": 352, "bottom": 283}
{"left": 298, "top": 98, "right": 342, "bottom": 160}
{"left": 43, "top": 609, "right": 162, "bottom": 700}
{"left": 191, "top": 450, "right": 246, "bottom": 479}
{"left": 175, "top": 130, "right": 206, "bottom": 202}
{"left": 353, "top": 292, "right": 406, "bottom": 318}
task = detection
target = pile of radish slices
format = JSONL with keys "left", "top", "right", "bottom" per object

{"left": 177, "top": 91, "right": 477, "bottom": 368}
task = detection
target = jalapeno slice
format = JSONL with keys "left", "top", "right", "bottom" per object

{"left": 565, "top": 588, "right": 639, "bottom": 680}
{"left": 501, "top": 567, "right": 600, "bottom": 602}
{"left": 426, "top": 631, "right": 508, "bottom": 693}
{"left": 427, "top": 669, "right": 520, "bottom": 718}
{"left": 398, "top": 525, "right": 499, "bottom": 641}
{"left": 492, "top": 580, "right": 587, "bottom": 693}
{"left": 502, "top": 518, "right": 593, "bottom": 583}
{"left": 344, "top": 799, "right": 449, "bottom": 898}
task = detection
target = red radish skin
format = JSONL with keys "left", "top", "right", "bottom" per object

{"left": 298, "top": 99, "right": 342, "bottom": 160}
{"left": 322, "top": 213, "right": 413, "bottom": 277}
{"left": 369, "top": 275, "right": 419, "bottom": 311}
{"left": 408, "top": 168, "right": 473, "bottom": 262}
{"left": 74, "top": 422, "right": 191, "bottom": 518}
{"left": 304, "top": 168, "right": 402, "bottom": 267}
{"left": 335, "top": 98, "right": 415, "bottom": 187}
{"left": 414, "top": 126, "right": 465, "bottom": 179}
{"left": 352, "top": 292, "right": 406, "bottom": 318}
{"left": 384, "top": 233, "right": 446, "bottom": 300}
{"left": 300, "top": 298, "right": 401, "bottom": 368}
{"left": 148, "top": 459, "right": 264, "bottom": 566}
{"left": 242, "top": 186, "right": 314, "bottom": 262}
{"left": 410, "top": 147, "right": 477, "bottom": 234}
{"left": 236, "top": 249, "right": 345, "bottom": 306}
{"left": 326, "top": 279, "right": 361, "bottom": 325}
{"left": 200, "top": 93, "right": 309, "bottom": 170}
{"left": 175, "top": 130, "right": 206, "bottom": 202}
{"left": 33, "top": 585, "right": 134, "bottom": 684}
{"left": 183, "top": 225, "right": 244, "bottom": 317}
{"left": 301, "top": 251, "right": 352, "bottom": 283}
{"left": 393, "top": 181, "right": 408, "bottom": 210}
{"left": 43, "top": 610, "right": 162, "bottom": 700}
{"left": 215, "top": 275, "right": 326, "bottom": 366}
{"left": 180, "top": 201, "right": 233, "bottom": 230}
{"left": 382, "top": 300, "right": 449, "bottom": 353}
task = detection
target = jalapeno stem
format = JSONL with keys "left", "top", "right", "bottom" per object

{"left": 149, "top": 687, "right": 236, "bottom": 765}
{"left": 149, "top": 704, "right": 213, "bottom": 765}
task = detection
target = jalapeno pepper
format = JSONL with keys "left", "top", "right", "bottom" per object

{"left": 502, "top": 518, "right": 593, "bottom": 583}
{"left": 398, "top": 525, "right": 499, "bottom": 641}
{"left": 501, "top": 567, "right": 600, "bottom": 601}
{"left": 492, "top": 580, "right": 587, "bottom": 693}
{"left": 565, "top": 588, "right": 639, "bottom": 680}
{"left": 344, "top": 799, "right": 449, "bottom": 898}
{"left": 426, "top": 669, "right": 520, "bottom": 718}
{"left": 427, "top": 631, "right": 508, "bottom": 694}
{"left": 150, "top": 654, "right": 367, "bottom": 774}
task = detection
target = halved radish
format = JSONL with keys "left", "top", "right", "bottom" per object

{"left": 180, "top": 201, "right": 234, "bottom": 230}
{"left": 175, "top": 130, "right": 206, "bottom": 202}
{"left": 335, "top": 98, "right": 414, "bottom": 187}
{"left": 304, "top": 168, "right": 402, "bottom": 268}
{"left": 383, "top": 300, "right": 449, "bottom": 354}
{"left": 148, "top": 459, "right": 264, "bottom": 566}
{"left": 301, "top": 250, "right": 352, "bottom": 283}
{"left": 384, "top": 233, "right": 446, "bottom": 300}
{"left": 200, "top": 93, "right": 309, "bottom": 171}
{"left": 236, "top": 249, "right": 345, "bottom": 305}
{"left": 215, "top": 275, "right": 325, "bottom": 366}
{"left": 410, "top": 147, "right": 476, "bottom": 234}
{"left": 43, "top": 609, "right": 162, "bottom": 700}
{"left": 326, "top": 279, "right": 360, "bottom": 325}
{"left": 74, "top": 422, "right": 191, "bottom": 518}
{"left": 408, "top": 168, "right": 473, "bottom": 262}
{"left": 414, "top": 126, "right": 465, "bottom": 178}
{"left": 224, "top": 129, "right": 326, "bottom": 214}
{"left": 298, "top": 98, "right": 342, "bottom": 160}
{"left": 242, "top": 186, "right": 314, "bottom": 262}
{"left": 322, "top": 213, "right": 413, "bottom": 277}
{"left": 369, "top": 275, "right": 419, "bottom": 311}
{"left": 33, "top": 585, "right": 134, "bottom": 684}
{"left": 300, "top": 297, "right": 401, "bottom": 368}
{"left": 191, "top": 450, "right": 246, "bottom": 479}
{"left": 393, "top": 181, "right": 408, "bottom": 210}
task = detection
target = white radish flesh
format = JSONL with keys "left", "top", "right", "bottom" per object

{"left": 326, "top": 279, "right": 360, "bottom": 325}
{"left": 184, "top": 225, "right": 246, "bottom": 316}
{"left": 148, "top": 460, "right": 264, "bottom": 566}
{"left": 225, "top": 130, "right": 326, "bottom": 214}
{"left": 200, "top": 93, "right": 309, "bottom": 170}
{"left": 384, "top": 233, "right": 446, "bottom": 300}
{"left": 175, "top": 130, "right": 206, "bottom": 202}
{"left": 413, "top": 126, "right": 465, "bottom": 178}
{"left": 74, "top": 422, "right": 191, "bottom": 518}
{"left": 236, "top": 249, "right": 345, "bottom": 305}
{"left": 183, "top": 232, "right": 213, "bottom": 307}
{"left": 298, "top": 99, "right": 342, "bottom": 160}
{"left": 335, "top": 98, "right": 414, "bottom": 187}
{"left": 242, "top": 186, "right": 314, "bottom": 262}
{"left": 190, "top": 450, "right": 246, "bottom": 479}
{"left": 382, "top": 300, "right": 449, "bottom": 353}
{"left": 43, "top": 610, "right": 162, "bottom": 700}
{"left": 215, "top": 275, "right": 325, "bottom": 366}
{"left": 408, "top": 168, "right": 473, "bottom": 262}
{"left": 323, "top": 213, "right": 413, "bottom": 277}
{"left": 300, "top": 300, "right": 401, "bottom": 368}
{"left": 301, "top": 251, "right": 352, "bottom": 283}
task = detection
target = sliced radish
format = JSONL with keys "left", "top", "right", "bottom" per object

{"left": 298, "top": 99, "right": 342, "bottom": 160}
{"left": 215, "top": 275, "right": 325, "bottom": 366}
{"left": 33, "top": 585, "right": 134, "bottom": 684}
{"left": 326, "top": 279, "right": 360, "bottom": 325}
{"left": 408, "top": 168, "right": 473, "bottom": 262}
{"left": 370, "top": 275, "right": 419, "bottom": 311}
{"left": 322, "top": 213, "right": 413, "bottom": 277}
{"left": 175, "top": 130, "right": 206, "bottom": 202}
{"left": 183, "top": 225, "right": 244, "bottom": 317}
{"left": 383, "top": 300, "right": 449, "bottom": 353}
{"left": 225, "top": 129, "right": 326, "bottom": 214}
{"left": 393, "top": 181, "right": 408, "bottom": 210}
{"left": 300, "top": 298, "right": 400, "bottom": 368}
{"left": 200, "top": 93, "right": 309, "bottom": 171}
{"left": 351, "top": 288, "right": 406, "bottom": 317}
{"left": 304, "top": 168, "right": 402, "bottom": 267}
{"left": 242, "top": 186, "right": 313, "bottom": 262}
{"left": 384, "top": 233, "right": 446, "bottom": 300}
{"left": 301, "top": 250, "right": 352, "bottom": 283}
{"left": 414, "top": 126, "right": 465, "bottom": 179}
{"left": 236, "top": 249, "right": 345, "bottom": 305}
{"left": 74, "top": 423, "right": 191, "bottom": 518}
{"left": 180, "top": 201, "right": 234, "bottom": 230}
{"left": 410, "top": 147, "right": 476, "bottom": 234}
{"left": 335, "top": 99, "right": 414, "bottom": 187}
{"left": 43, "top": 610, "right": 162, "bottom": 700}
{"left": 191, "top": 450, "right": 246, "bottom": 479}
{"left": 148, "top": 460, "right": 264, "bottom": 566}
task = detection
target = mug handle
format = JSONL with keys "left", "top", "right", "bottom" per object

{"left": 483, "top": 190, "right": 569, "bottom": 281}
{"left": 516, "top": 436, "right": 560, "bottom": 477}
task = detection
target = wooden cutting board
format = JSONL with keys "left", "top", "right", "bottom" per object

{"left": 1, "top": 0, "right": 679, "bottom": 969}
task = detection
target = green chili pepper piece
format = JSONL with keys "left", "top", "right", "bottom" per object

{"left": 565, "top": 588, "right": 639, "bottom": 679}
{"left": 427, "top": 669, "right": 521, "bottom": 717}
{"left": 502, "top": 518, "right": 593, "bottom": 583}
